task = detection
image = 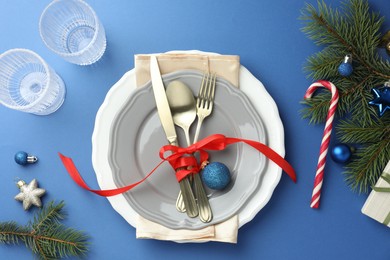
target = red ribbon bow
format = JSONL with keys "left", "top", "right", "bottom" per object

{"left": 59, "top": 134, "right": 296, "bottom": 197}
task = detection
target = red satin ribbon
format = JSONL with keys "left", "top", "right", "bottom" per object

{"left": 58, "top": 134, "right": 296, "bottom": 197}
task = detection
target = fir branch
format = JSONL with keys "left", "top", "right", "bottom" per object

{"left": 34, "top": 225, "right": 89, "bottom": 260}
{"left": 304, "top": 46, "right": 342, "bottom": 79}
{"left": 0, "top": 201, "right": 89, "bottom": 260}
{"left": 301, "top": 0, "right": 388, "bottom": 80}
{"left": 337, "top": 119, "right": 389, "bottom": 144}
{"left": 301, "top": 0, "right": 390, "bottom": 120}
{"left": 337, "top": 118, "right": 390, "bottom": 191}
{"left": 300, "top": 93, "right": 333, "bottom": 123}
{"left": 31, "top": 201, "right": 65, "bottom": 236}
{"left": 0, "top": 222, "right": 30, "bottom": 245}
{"left": 344, "top": 141, "right": 390, "bottom": 193}
{"left": 301, "top": 1, "right": 348, "bottom": 48}
{"left": 301, "top": 0, "right": 390, "bottom": 192}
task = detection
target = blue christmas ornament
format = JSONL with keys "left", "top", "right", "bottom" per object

{"left": 331, "top": 144, "right": 353, "bottom": 164}
{"left": 14, "top": 151, "right": 38, "bottom": 166}
{"left": 368, "top": 82, "right": 390, "bottom": 117}
{"left": 201, "top": 162, "right": 231, "bottom": 190}
{"left": 338, "top": 54, "right": 353, "bottom": 77}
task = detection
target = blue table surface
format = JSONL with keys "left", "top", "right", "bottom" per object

{"left": 1, "top": 0, "right": 389, "bottom": 259}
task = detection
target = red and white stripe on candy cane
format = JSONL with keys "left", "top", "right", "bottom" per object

{"left": 304, "top": 80, "right": 339, "bottom": 208}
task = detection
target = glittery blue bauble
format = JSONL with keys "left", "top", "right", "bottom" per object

{"left": 201, "top": 162, "right": 231, "bottom": 190}
{"left": 331, "top": 144, "right": 352, "bottom": 164}
{"left": 338, "top": 63, "right": 353, "bottom": 77}
{"left": 14, "top": 151, "right": 28, "bottom": 165}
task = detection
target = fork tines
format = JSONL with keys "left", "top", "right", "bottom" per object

{"left": 197, "top": 73, "right": 216, "bottom": 110}
{"left": 193, "top": 72, "right": 216, "bottom": 143}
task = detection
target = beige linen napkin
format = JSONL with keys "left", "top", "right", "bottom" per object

{"left": 134, "top": 52, "right": 240, "bottom": 243}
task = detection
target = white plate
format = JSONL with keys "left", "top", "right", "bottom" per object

{"left": 92, "top": 50, "right": 284, "bottom": 230}
{"left": 108, "top": 70, "right": 266, "bottom": 230}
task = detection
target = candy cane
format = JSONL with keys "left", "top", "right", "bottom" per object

{"left": 304, "top": 80, "right": 339, "bottom": 209}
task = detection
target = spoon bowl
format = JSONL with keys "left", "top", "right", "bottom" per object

{"left": 166, "top": 80, "right": 196, "bottom": 145}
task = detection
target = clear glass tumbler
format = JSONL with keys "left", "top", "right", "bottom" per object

{"left": 39, "top": 0, "right": 106, "bottom": 65}
{"left": 0, "top": 49, "right": 66, "bottom": 115}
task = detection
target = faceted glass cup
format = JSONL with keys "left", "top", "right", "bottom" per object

{"left": 0, "top": 49, "right": 66, "bottom": 115}
{"left": 39, "top": 0, "right": 106, "bottom": 65}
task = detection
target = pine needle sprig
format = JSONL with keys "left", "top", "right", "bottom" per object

{"left": 338, "top": 105, "right": 390, "bottom": 194}
{"left": 30, "top": 200, "right": 65, "bottom": 236}
{"left": 304, "top": 46, "right": 342, "bottom": 79}
{"left": 300, "top": 0, "right": 390, "bottom": 192}
{"left": 0, "top": 222, "right": 30, "bottom": 245}
{"left": 337, "top": 118, "right": 390, "bottom": 143}
{"left": 343, "top": 141, "right": 390, "bottom": 193}
{"left": 0, "top": 201, "right": 89, "bottom": 260}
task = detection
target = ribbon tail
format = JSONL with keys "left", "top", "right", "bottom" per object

{"left": 58, "top": 134, "right": 296, "bottom": 197}
{"left": 58, "top": 153, "right": 163, "bottom": 197}
{"left": 227, "top": 138, "right": 297, "bottom": 182}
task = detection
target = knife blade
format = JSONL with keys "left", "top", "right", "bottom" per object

{"left": 150, "top": 55, "right": 198, "bottom": 218}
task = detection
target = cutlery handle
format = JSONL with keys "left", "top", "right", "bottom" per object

{"left": 176, "top": 191, "right": 186, "bottom": 212}
{"left": 175, "top": 144, "right": 212, "bottom": 222}
{"left": 184, "top": 150, "right": 212, "bottom": 223}
{"left": 184, "top": 127, "right": 192, "bottom": 148}
{"left": 171, "top": 140, "right": 197, "bottom": 217}
{"left": 175, "top": 128, "right": 194, "bottom": 213}
{"left": 193, "top": 173, "right": 213, "bottom": 223}
{"left": 193, "top": 116, "right": 204, "bottom": 143}
{"left": 179, "top": 176, "right": 198, "bottom": 218}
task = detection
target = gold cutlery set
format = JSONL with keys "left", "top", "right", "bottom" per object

{"left": 150, "top": 56, "right": 216, "bottom": 222}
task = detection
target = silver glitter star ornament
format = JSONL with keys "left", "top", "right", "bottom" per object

{"left": 15, "top": 179, "right": 46, "bottom": 210}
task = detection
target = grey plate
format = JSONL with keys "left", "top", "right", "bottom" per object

{"left": 108, "top": 70, "right": 266, "bottom": 230}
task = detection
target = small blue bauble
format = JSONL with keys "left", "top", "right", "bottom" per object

{"left": 15, "top": 151, "right": 28, "bottom": 165}
{"left": 338, "top": 63, "right": 353, "bottom": 77}
{"left": 338, "top": 54, "right": 353, "bottom": 77}
{"left": 331, "top": 144, "right": 352, "bottom": 164}
{"left": 14, "top": 151, "right": 38, "bottom": 166}
{"left": 201, "top": 162, "right": 231, "bottom": 190}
